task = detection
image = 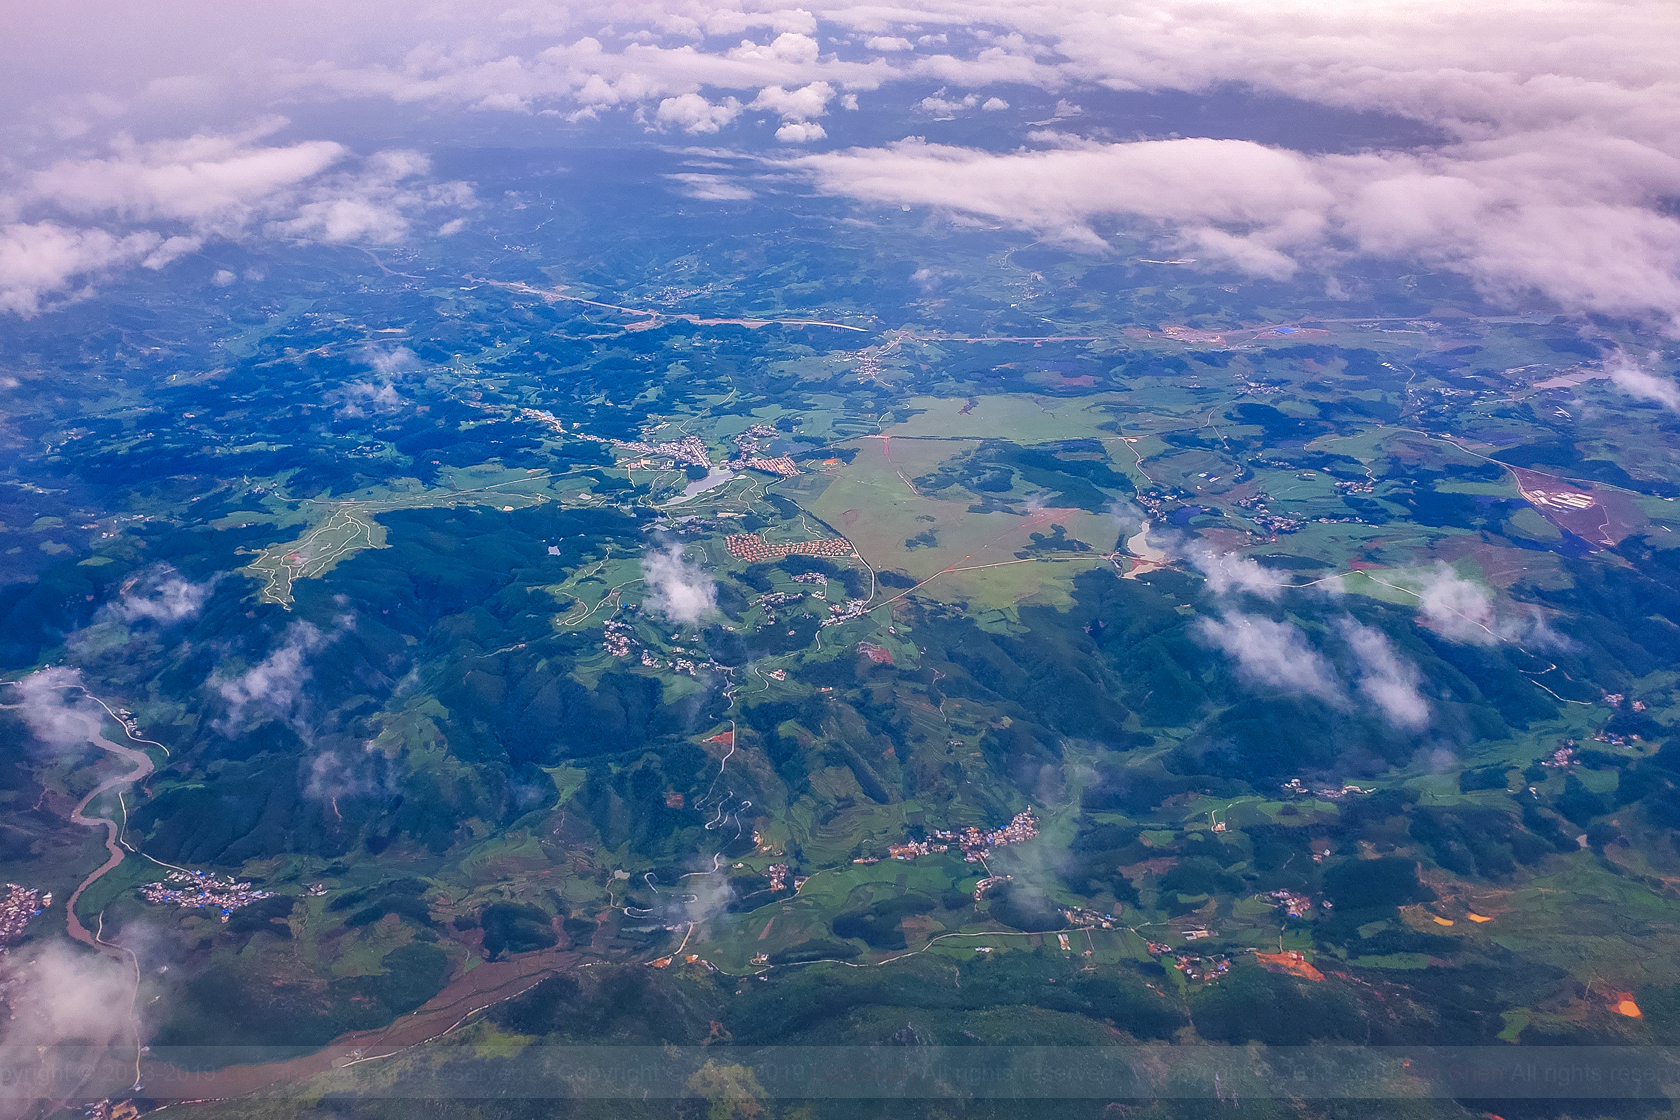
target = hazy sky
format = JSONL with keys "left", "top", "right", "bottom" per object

{"left": 3, "top": 0, "right": 1677, "bottom": 328}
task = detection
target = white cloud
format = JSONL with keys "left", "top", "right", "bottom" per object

{"left": 666, "top": 172, "right": 755, "bottom": 200}
{"left": 788, "top": 127, "right": 1680, "bottom": 313}
{"left": 1607, "top": 351, "right": 1680, "bottom": 410}
{"left": 865, "top": 36, "right": 913, "bottom": 52}
{"left": 2, "top": 130, "right": 473, "bottom": 315}
{"left": 1409, "top": 564, "right": 1503, "bottom": 645}
{"left": 3, "top": 666, "right": 99, "bottom": 748}
{"left": 1400, "top": 562, "right": 1561, "bottom": 648}
{"left": 703, "top": 9, "right": 818, "bottom": 37}
{"left": 750, "top": 80, "right": 834, "bottom": 121}
{"left": 213, "top": 620, "right": 334, "bottom": 731}
{"left": 1339, "top": 620, "right": 1430, "bottom": 729}
{"left": 107, "top": 564, "right": 215, "bottom": 624}
{"left": 791, "top": 136, "right": 1331, "bottom": 256}
{"left": 211, "top": 267, "right": 236, "bottom": 285}
{"left": 1414, "top": 564, "right": 1512, "bottom": 645}
{"left": 1187, "top": 546, "right": 1287, "bottom": 600}
{"left": 655, "top": 92, "right": 743, "bottom": 133}
{"left": 0, "top": 221, "right": 170, "bottom": 315}
{"left": 333, "top": 380, "right": 403, "bottom": 417}
{"left": 775, "top": 120, "right": 827, "bottom": 143}
{"left": 0, "top": 942, "right": 135, "bottom": 1079}
{"left": 1195, "top": 612, "right": 1345, "bottom": 705}
{"left": 331, "top": 348, "right": 414, "bottom": 416}
{"left": 921, "top": 90, "right": 979, "bottom": 116}
{"left": 641, "top": 544, "right": 717, "bottom": 624}
{"left": 981, "top": 96, "right": 1009, "bottom": 111}
{"left": 910, "top": 265, "right": 957, "bottom": 291}
{"left": 271, "top": 196, "right": 407, "bottom": 242}
{"left": 25, "top": 125, "right": 346, "bottom": 233}
{"left": 266, "top": 148, "right": 470, "bottom": 244}
{"left": 366, "top": 345, "right": 420, "bottom": 376}
{"left": 305, "top": 745, "right": 392, "bottom": 801}
{"left": 3, "top": 0, "right": 1677, "bottom": 325}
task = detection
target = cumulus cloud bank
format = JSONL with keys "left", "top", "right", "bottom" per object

{"left": 654, "top": 92, "right": 743, "bottom": 134}
{"left": 1, "top": 123, "right": 473, "bottom": 315}
{"left": 0, "top": 221, "right": 189, "bottom": 316}
{"left": 1194, "top": 610, "right": 1438, "bottom": 731}
{"left": 791, "top": 132, "right": 1680, "bottom": 322}
{"left": 3, "top": 0, "right": 1676, "bottom": 323}
{"left": 642, "top": 544, "right": 717, "bottom": 624}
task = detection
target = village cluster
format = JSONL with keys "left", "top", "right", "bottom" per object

{"left": 607, "top": 431, "right": 714, "bottom": 471}
{"left": 1267, "top": 889, "right": 1317, "bottom": 918}
{"left": 1542, "top": 744, "right": 1577, "bottom": 768}
{"left": 576, "top": 423, "right": 808, "bottom": 485}
{"left": 1172, "top": 951, "right": 1232, "bottom": 983}
{"left": 820, "top": 599, "right": 873, "bottom": 627}
{"left": 1279, "top": 778, "right": 1375, "bottom": 799}
{"left": 885, "top": 810, "right": 1040, "bottom": 863}
{"left": 725, "top": 423, "right": 779, "bottom": 461}
{"left": 1234, "top": 492, "right": 1306, "bottom": 535}
{"left": 138, "top": 869, "right": 271, "bottom": 922}
{"left": 753, "top": 590, "right": 799, "bottom": 625}
{"left": 603, "top": 618, "right": 729, "bottom": 678}
{"left": 1059, "top": 905, "right": 1118, "bottom": 929}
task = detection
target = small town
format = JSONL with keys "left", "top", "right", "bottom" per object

{"left": 139, "top": 869, "right": 271, "bottom": 921}
{"left": 0, "top": 883, "right": 48, "bottom": 949}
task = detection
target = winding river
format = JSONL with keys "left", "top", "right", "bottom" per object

{"left": 62, "top": 717, "right": 154, "bottom": 949}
